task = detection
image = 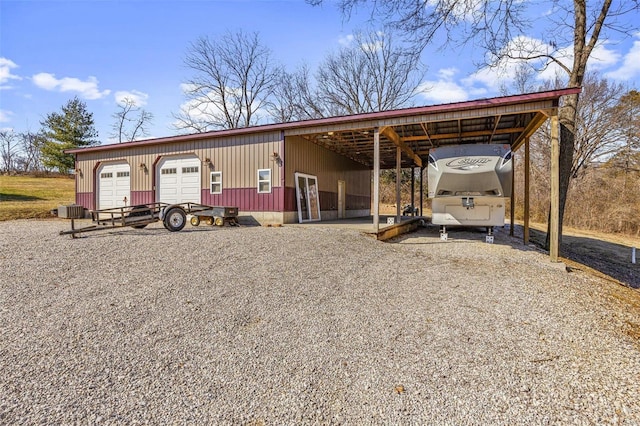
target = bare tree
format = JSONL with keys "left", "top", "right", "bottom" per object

{"left": 111, "top": 98, "right": 154, "bottom": 143}
{"left": 18, "top": 131, "right": 45, "bottom": 172}
{"left": 610, "top": 90, "right": 640, "bottom": 175}
{"left": 0, "top": 130, "right": 17, "bottom": 173}
{"left": 308, "top": 0, "right": 640, "bottom": 247}
{"left": 570, "top": 73, "right": 627, "bottom": 178}
{"left": 317, "top": 31, "right": 422, "bottom": 115}
{"left": 270, "top": 31, "right": 423, "bottom": 122}
{"left": 269, "top": 64, "right": 326, "bottom": 122}
{"left": 175, "top": 30, "right": 281, "bottom": 132}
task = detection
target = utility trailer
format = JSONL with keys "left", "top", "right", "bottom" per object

{"left": 59, "top": 202, "right": 238, "bottom": 237}
{"left": 428, "top": 144, "right": 513, "bottom": 243}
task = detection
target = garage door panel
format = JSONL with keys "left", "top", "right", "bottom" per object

{"left": 160, "top": 177, "right": 178, "bottom": 185}
{"left": 98, "top": 162, "right": 131, "bottom": 211}
{"left": 157, "top": 156, "right": 201, "bottom": 204}
{"left": 182, "top": 188, "right": 199, "bottom": 196}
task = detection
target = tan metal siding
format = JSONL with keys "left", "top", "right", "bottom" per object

{"left": 284, "top": 135, "right": 370, "bottom": 196}
{"left": 75, "top": 131, "right": 283, "bottom": 195}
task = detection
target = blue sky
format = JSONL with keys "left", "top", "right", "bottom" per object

{"left": 1, "top": 0, "right": 640, "bottom": 143}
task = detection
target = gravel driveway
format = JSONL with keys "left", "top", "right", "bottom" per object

{"left": 1, "top": 219, "right": 639, "bottom": 425}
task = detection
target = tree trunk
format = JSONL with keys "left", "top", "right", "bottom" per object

{"left": 545, "top": 94, "right": 579, "bottom": 251}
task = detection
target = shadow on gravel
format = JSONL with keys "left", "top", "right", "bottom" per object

{"left": 525, "top": 228, "right": 639, "bottom": 289}
{"left": 60, "top": 224, "right": 220, "bottom": 239}
{"left": 393, "top": 221, "right": 639, "bottom": 289}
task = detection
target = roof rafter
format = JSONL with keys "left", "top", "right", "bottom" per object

{"left": 379, "top": 126, "right": 423, "bottom": 168}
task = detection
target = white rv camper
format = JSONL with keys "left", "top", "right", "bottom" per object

{"left": 428, "top": 144, "right": 513, "bottom": 241}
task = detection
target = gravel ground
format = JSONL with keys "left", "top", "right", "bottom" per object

{"left": 1, "top": 219, "right": 639, "bottom": 425}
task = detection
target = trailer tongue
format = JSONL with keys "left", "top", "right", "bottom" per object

{"left": 59, "top": 202, "right": 238, "bottom": 237}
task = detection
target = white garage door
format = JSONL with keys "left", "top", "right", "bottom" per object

{"left": 97, "top": 162, "right": 131, "bottom": 210}
{"left": 157, "top": 155, "right": 201, "bottom": 204}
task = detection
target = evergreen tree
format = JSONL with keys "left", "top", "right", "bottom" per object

{"left": 40, "top": 97, "right": 99, "bottom": 173}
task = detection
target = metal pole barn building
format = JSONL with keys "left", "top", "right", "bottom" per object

{"left": 68, "top": 88, "right": 580, "bottom": 261}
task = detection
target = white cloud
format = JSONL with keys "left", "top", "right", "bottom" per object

{"left": 0, "top": 109, "right": 14, "bottom": 123}
{"left": 438, "top": 67, "right": 459, "bottom": 80}
{"left": 464, "top": 36, "right": 625, "bottom": 90}
{"left": 425, "top": 34, "right": 632, "bottom": 104}
{"left": 460, "top": 36, "right": 568, "bottom": 89}
{"left": 338, "top": 34, "right": 354, "bottom": 46}
{"left": 605, "top": 33, "right": 640, "bottom": 81}
{"left": 32, "top": 72, "right": 110, "bottom": 100}
{"left": 588, "top": 41, "right": 622, "bottom": 70}
{"left": 0, "top": 58, "right": 21, "bottom": 88}
{"left": 416, "top": 68, "right": 470, "bottom": 104}
{"left": 361, "top": 40, "right": 383, "bottom": 53}
{"left": 115, "top": 90, "right": 149, "bottom": 107}
{"left": 360, "top": 31, "right": 386, "bottom": 53}
{"left": 426, "top": 0, "right": 483, "bottom": 22}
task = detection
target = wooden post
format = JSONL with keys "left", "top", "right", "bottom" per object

{"left": 550, "top": 115, "right": 560, "bottom": 262}
{"left": 373, "top": 128, "right": 380, "bottom": 232}
{"left": 510, "top": 153, "right": 515, "bottom": 236}
{"left": 396, "top": 146, "right": 401, "bottom": 223}
{"left": 419, "top": 166, "right": 424, "bottom": 217}
{"left": 524, "top": 138, "right": 530, "bottom": 244}
{"left": 410, "top": 167, "right": 415, "bottom": 216}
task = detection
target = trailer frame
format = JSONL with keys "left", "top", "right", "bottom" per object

{"left": 59, "top": 202, "right": 238, "bottom": 237}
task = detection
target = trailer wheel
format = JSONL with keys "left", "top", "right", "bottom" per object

{"left": 164, "top": 208, "right": 186, "bottom": 232}
{"left": 190, "top": 216, "right": 200, "bottom": 226}
{"left": 128, "top": 205, "right": 152, "bottom": 229}
{"left": 215, "top": 217, "right": 224, "bottom": 226}
{"left": 204, "top": 217, "right": 214, "bottom": 226}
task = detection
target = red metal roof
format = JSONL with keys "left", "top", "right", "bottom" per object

{"left": 67, "top": 88, "right": 580, "bottom": 155}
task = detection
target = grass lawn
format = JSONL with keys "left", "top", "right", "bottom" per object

{"left": 0, "top": 175, "right": 76, "bottom": 221}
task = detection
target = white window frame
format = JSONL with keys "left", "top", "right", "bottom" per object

{"left": 210, "top": 171, "right": 222, "bottom": 194}
{"left": 257, "top": 168, "right": 271, "bottom": 194}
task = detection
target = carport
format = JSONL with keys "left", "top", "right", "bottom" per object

{"left": 285, "top": 88, "right": 581, "bottom": 262}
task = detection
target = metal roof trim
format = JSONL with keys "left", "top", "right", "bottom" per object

{"left": 67, "top": 87, "right": 580, "bottom": 154}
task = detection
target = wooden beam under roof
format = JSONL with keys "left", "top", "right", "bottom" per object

{"left": 404, "top": 126, "right": 526, "bottom": 143}
{"left": 488, "top": 115, "right": 502, "bottom": 144}
{"left": 511, "top": 111, "right": 551, "bottom": 152}
{"left": 420, "top": 122, "right": 434, "bottom": 147}
{"left": 380, "top": 126, "right": 423, "bottom": 168}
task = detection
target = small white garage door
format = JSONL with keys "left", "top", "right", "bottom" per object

{"left": 97, "top": 162, "right": 131, "bottom": 210}
{"left": 157, "top": 155, "right": 201, "bottom": 204}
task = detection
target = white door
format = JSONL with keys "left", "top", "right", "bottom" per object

{"left": 157, "top": 155, "right": 201, "bottom": 204}
{"left": 337, "top": 180, "right": 345, "bottom": 219}
{"left": 295, "top": 172, "right": 321, "bottom": 223}
{"left": 97, "top": 161, "right": 131, "bottom": 210}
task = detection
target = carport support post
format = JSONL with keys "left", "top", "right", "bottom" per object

{"left": 396, "top": 146, "right": 401, "bottom": 223}
{"left": 410, "top": 167, "right": 415, "bottom": 216}
{"left": 373, "top": 128, "right": 380, "bottom": 232}
{"left": 510, "top": 153, "right": 515, "bottom": 236}
{"left": 524, "top": 138, "right": 530, "bottom": 244}
{"left": 419, "top": 166, "right": 424, "bottom": 217}
{"left": 550, "top": 115, "right": 560, "bottom": 262}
